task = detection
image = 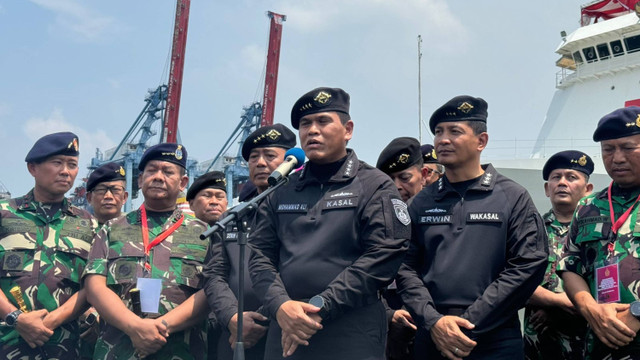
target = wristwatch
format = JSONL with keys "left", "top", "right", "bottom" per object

{"left": 5, "top": 310, "right": 23, "bottom": 327}
{"left": 630, "top": 301, "right": 640, "bottom": 319}
{"left": 308, "top": 295, "right": 328, "bottom": 320}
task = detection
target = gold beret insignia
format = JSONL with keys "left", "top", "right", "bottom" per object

{"left": 457, "top": 102, "right": 474, "bottom": 114}
{"left": 398, "top": 153, "right": 410, "bottom": 164}
{"left": 636, "top": 114, "right": 640, "bottom": 128}
{"left": 578, "top": 155, "right": 587, "bottom": 166}
{"left": 314, "top": 91, "right": 331, "bottom": 105}
{"left": 266, "top": 129, "right": 281, "bottom": 140}
{"left": 68, "top": 138, "right": 79, "bottom": 151}
{"left": 118, "top": 166, "right": 126, "bottom": 176}
{"left": 175, "top": 145, "right": 183, "bottom": 160}
{"left": 431, "top": 149, "right": 437, "bottom": 159}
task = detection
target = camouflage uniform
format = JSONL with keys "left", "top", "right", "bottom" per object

{"left": 558, "top": 185, "right": 640, "bottom": 359}
{"left": 524, "top": 210, "right": 586, "bottom": 360}
{"left": 83, "top": 207, "right": 209, "bottom": 360}
{"left": 0, "top": 189, "right": 96, "bottom": 359}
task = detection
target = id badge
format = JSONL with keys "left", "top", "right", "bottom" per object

{"left": 595, "top": 256, "right": 620, "bottom": 304}
{"left": 137, "top": 278, "right": 163, "bottom": 313}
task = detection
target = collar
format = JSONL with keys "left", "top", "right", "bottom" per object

{"left": 15, "top": 189, "right": 76, "bottom": 216}
{"left": 136, "top": 206, "right": 184, "bottom": 227}
{"left": 434, "top": 164, "right": 497, "bottom": 200}
{"left": 295, "top": 149, "right": 359, "bottom": 191}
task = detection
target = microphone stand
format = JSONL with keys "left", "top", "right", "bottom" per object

{"left": 200, "top": 176, "right": 290, "bottom": 360}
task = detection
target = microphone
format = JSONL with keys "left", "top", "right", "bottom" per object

{"left": 268, "top": 148, "right": 305, "bottom": 186}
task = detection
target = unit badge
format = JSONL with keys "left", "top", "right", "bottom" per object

{"left": 398, "top": 153, "right": 410, "bottom": 164}
{"left": 118, "top": 166, "right": 126, "bottom": 176}
{"left": 266, "top": 129, "right": 281, "bottom": 140}
{"left": 457, "top": 102, "right": 474, "bottom": 114}
{"left": 392, "top": 198, "right": 411, "bottom": 226}
{"left": 578, "top": 155, "right": 587, "bottom": 166}
{"left": 175, "top": 145, "right": 183, "bottom": 160}
{"left": 314, "top": 91, "right": 331, "bottom": 105}
{"left": 68, "top": 138, "right": 79, "bottom": 151}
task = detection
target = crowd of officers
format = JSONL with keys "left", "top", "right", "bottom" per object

{"left": 1, "top": 86, "right": 640, "bottom": 360}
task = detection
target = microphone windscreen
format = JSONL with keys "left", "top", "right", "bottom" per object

{"left": 285, "top": 147, "right": 306, "bottom": 165}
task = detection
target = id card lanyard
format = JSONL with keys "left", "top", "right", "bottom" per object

{"left": 140, "top": 205, "right": 184, "bottom": 275}
{"left": 607, "top": 181, "right": 640, "bottom": 256}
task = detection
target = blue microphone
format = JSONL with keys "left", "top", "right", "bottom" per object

{"left": 268, "top": 148, "right": 306, "bottom": 185}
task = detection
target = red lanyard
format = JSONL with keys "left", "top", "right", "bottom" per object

{"left": 607, "top": 181, "right": 640, "bottom": 235}
{"left": 140, "top": 205, "right": 184, "bottom": 272}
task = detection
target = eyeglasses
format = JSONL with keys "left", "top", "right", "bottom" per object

{"left": 92, "top": 185, "right": 125, "bottom": 196}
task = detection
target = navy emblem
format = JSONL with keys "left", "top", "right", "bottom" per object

{"left": 392, "top": 199, "right": 411, "bottom": 226}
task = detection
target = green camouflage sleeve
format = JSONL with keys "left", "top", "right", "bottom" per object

{"left": 83, "top": 224, "right": 110, "bottom": 277}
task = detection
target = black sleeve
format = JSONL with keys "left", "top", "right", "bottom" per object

{"left": 248, "top": 193, "right": 291, "bottom": 319}
{"left": 203, "top": 232, "right": 238, "bottom": 329}
{"left": 396, "top": 204, "right": 444, "bottom": 331}
{"left": 317, "top": 183, "right": 410, "bottom": 321}
{"left": 462, "top": 190, "right": 548, "bottom": 333}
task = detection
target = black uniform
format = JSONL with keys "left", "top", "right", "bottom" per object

{"left": 203, "top": 212, "right": 267, "bottom": 360}
{"left": 249, "top": 150, "right": 411, "bottom": 360}
{"left": 396, "top": 164, "right": 548, "bottom": 359}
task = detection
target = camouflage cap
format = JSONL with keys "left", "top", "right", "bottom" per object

{"left": 138, "top": 143, "right": 187, "bottom": 171}
{"left": 542, "top": 150, "right": 594, "bottom": 181}
{"left": 25, "top": 131, "right": 79, "bottom": 163}
{"left": 241, "top": 124, "right": 296, "bottom": 161}
{"left": 186, "top": 171, "right": 227, "bottom": 201}
{"left": 291, "top": 87, "right": 350, "bottom": 129}
{"left": 376, "top": 137, "right": 422, "bottom": 175}
{"left": 429, "top": 95, "right": 488, "bottom": 134}
{"left": 593, "top": 106, "right": 640, "bottom": 141}
{"left": 87, "top": 162, "right": 127, "bottom": 191}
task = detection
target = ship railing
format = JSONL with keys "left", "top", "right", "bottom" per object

{"left": 482, "top": 138, "right": 601, "bottom": 160}
{"left": 556, "top": 50, "right": 640, "bottom": 88}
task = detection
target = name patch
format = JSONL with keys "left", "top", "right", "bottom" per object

{"left": 419, "top": 215, "right": 451, "bottom": 224}
{"left": 277, "top": 203, "right": 308, "bottom": 212}
{"left": 576, "top": 216, "right": 609, "bottom": 227}
{"left": 324, "top": 198, "right": 357, "bottom": 209}
{"left": 225, "top": 232, "right": 238, "bottom": 240}
{"left": 467, "top": 212, "right": 502, "bottom": 222}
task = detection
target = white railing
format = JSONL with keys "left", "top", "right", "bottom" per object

{"left": 483, "top": 138, "right": 601, "bottom": 160}
{"left": 556, "top": 50, "right": 640, "bottom": 88}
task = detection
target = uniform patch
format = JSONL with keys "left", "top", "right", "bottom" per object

{"left": 277, "top": 203, "right": 308, "bottom": 212}
{"left": 225, "top": 232, "right": 239, "bottom": 240}
{"left": 576, "top": 216, "right": 609, "bottom": 227}
{"left": 419, "top": 215, "right": 451, "bottom": 224}
{"left": 324, "top": 197, "right": 357, "bottom": 209}
{"left": 3, "top": 252, "right": 23, "bottom": 270}
{"left": 424, "top": 207, "right": 448, "bottom": 214}
{"left": 391, "top": 199, "right": 411, "bottom": 226}
{"left": 467, "top": 212, "right": 502, "bottom": 222}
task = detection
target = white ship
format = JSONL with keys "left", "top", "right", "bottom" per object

{"left": 492, "top": 0, "right": 640, "bottom": 211}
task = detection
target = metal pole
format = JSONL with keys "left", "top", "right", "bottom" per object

{"left": 418, "top": 35, "right": 423, "bottom": 143}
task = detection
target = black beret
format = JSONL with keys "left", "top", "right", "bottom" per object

{"left": 376, "top": 137, "right": 422, "bottom": 174}
{"left": 593, "top": 106, "right": 640, "bottom": 141}
{"left": 291, "top": 87, "right": 350, "bottom": 129}
{"left": 542, "top": 150, "right": 594, "bottom": 181}
{"left": 87, "top": 162, "right": 126, "bottom": 192}
{"left": 420, "top": 144, "right": 439, "bottom": 164}
{"left": 186, "top": 171, "right": 227, "bottom": 201}
{"left": 241, "top": 124, "right": 296, "bottom": 161}
{"left": 139, "top": 143, "right": 187, "bottom": 171}
{"left": 429, "top": 95, "right": 488, "bottom": 133}
{"left": 25, "top": 131, "right": 79, "bottom": 163}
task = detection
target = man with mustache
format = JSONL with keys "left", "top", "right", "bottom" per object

{"left": 559, "top": 106, "right": 640, "bottom": 359}
{"left": 0, "top": 131, "right": 96, "bottom": 359}
{"left": 523, "top": 150, "right": 593, "bottom": 360}
{"left": 396, "top": 95, "right": 548, "bottom": 360}
{"left": 84, "top": 143, "right": 211, "bottom": 360}
{"left": 249, "top": 87, "right": 410, "bottom": 359}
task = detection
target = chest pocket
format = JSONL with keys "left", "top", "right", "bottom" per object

{"left": 575, "top": 217, "right": 610, "bottom": 270}
{"left": 106, "top": 227, "right": 144, "bottom": 285}
{"left": 0, "top": 219, "right": 38, "bottom": 277}
{"left": 170, "top": 227, "right": 207, "bottom": 289}
{"left": 54, "top": 217, "right": 94, "bottom": 283}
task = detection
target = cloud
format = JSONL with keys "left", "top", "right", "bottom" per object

{"left": 274, "top": 0, "right": 467, "bottom": 52}
{"left": 22, "top": 108, "right": 116, "bottom": 165}
{"left": 29, "top": 0, "right": 117, "bottom": 41}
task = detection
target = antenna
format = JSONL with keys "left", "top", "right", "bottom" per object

{"left": 417, "top": 35, "right": 423, "bottom": 143}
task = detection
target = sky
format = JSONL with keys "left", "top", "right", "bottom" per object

{"left": 0, "top": 0, "right": 589, "bottom": 198}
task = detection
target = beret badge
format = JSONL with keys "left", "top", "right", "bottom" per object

{"left": 431, "top": 149, "right": 437, "bottom": 160}
{"left": 457, "top": 102, "right": 474, "bottom": 114}
{"left": 314, "top": 91, "right": 331, "bottom": 105}
{"left": 175, "top": 145, "right": 183, "bottom": 160}
{"left": 266, "top": 129, "right": 281, "bottom": 141}
{"left": 118, "top": 166, "right": 126, "bottom": 176}
{"left": 398, "top": 153, "right": 410, "bottom": 164}
{"left": 68, "top": 138, "right": 79, "bottom": 152}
